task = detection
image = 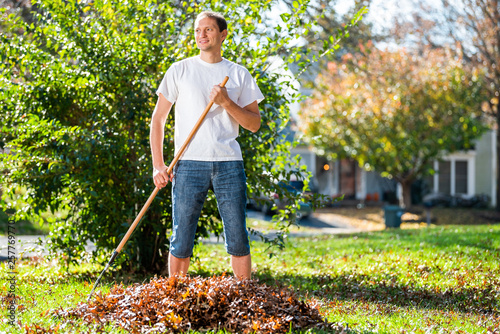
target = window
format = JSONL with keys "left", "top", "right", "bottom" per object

{"left": 432, "top": 157, "right": 473, "bottom": 196}
{"left": 438, "top": 161, "right": 451, "bottom": 194}
{"left": 455, "top": 161, "right": 468, "bottom": 194}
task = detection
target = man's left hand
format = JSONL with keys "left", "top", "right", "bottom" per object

{"left": 210, "top": 84, "right": 229, "bottom": 107}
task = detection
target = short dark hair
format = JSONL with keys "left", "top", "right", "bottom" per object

{"left": 195, "top": 11, "right": 227, "bottom": 32}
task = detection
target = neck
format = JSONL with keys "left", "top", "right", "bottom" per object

{"left": 199, "top": 50, "right": 223, "bottom": 63}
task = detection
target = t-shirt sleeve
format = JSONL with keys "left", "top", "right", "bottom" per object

{"left": 156, "top": 66, "right": 178, "bottom": 104}
{"left": 237, "top": 69, "right": 265, "bottom": 108}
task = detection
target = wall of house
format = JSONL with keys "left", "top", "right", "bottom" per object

{"left": 292, "top": 147, "right": 398, "bottom": 201}
{"left": 474, "top": 130, "right": 496, "bottom": 206}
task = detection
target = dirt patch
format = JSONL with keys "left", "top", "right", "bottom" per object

{"left": 478, "top": 210, "right": 500, "bottom": 222}
{"left": 56, "top": 275, "right": 345, "bottom": 333}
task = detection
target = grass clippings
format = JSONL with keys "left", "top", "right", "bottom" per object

{"left": 56, "top": 274, "right": 342, "bottom": 334}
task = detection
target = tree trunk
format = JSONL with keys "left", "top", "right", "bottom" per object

{"left": 401, "top": 180, "right": 413, "bottom": 209}
{"left": 123, "top": 210, "right": 170, "bottom": 274}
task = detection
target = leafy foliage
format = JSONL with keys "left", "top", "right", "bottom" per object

{"left": 299, "top": 44, "right": 488, "bottom": 207}
{"left": 281, "top": 0, "right": 383, "bottom": 56}
{"left": 396, "top": 0, "right": 500, "bottom": 121}
{"left": 0, "top": 0, "right": 365, "bottom": 271}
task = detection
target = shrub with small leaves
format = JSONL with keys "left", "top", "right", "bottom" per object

{"left": 0, "top": 0, "right": 365, "bottom": 271}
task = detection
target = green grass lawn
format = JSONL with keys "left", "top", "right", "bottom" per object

{"left": 1, "top": 224, "right": 499, "bottom": 333}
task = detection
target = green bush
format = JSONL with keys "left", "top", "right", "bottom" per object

{"left": 0, "top": 0, "right": 364, "bottom": 272}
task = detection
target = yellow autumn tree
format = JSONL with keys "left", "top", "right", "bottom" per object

{"left": 300, "top": 44, "right": 488, "bottom": 208}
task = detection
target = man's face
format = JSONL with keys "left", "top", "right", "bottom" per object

{"left": 195, "top": 17, "right": 227, "bottom": 52}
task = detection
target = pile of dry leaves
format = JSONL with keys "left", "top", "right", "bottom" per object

{"left": 57, "top": 274, "right": 340, "bottom": 333}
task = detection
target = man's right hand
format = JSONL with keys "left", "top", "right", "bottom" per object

{"left": 153, "top": 165, "right": 173, "bottom": 189}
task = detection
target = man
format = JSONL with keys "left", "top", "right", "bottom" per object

{"left": 150, "top": 11, "right": 264, "bottom": 279}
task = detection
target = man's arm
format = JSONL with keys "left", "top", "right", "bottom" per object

{"left": 210, "top": 85, "right": 261, "bottom": 133}
{"left": 150, "top": 93, "right": 173, "bottom": 189}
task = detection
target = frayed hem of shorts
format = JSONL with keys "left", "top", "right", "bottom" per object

{"left": 169, "top": 252, "right": 192, "bottom": 259}
{"left": 226, "top": 251, "right": 251, "bottom": 257}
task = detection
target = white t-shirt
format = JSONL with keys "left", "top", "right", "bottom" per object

{"left": 156, "top": 56, "right": 265, "bottom": 161}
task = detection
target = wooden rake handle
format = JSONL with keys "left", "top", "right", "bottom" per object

{"left": 115, "top": 76, "right": 229, "bottom": 253}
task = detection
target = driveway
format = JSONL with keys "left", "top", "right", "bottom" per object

{"left": 202, "top": 209, "right": 361, "bottom": 244}
{"left": 248, "top": 209, "right": 361, "bottom": 235}
{"left": 0, "top": 235, "right": 97, "bottom": 260}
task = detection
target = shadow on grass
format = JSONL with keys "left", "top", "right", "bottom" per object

{"left": 249, "top": 269, "right": 500, "bottom": 317}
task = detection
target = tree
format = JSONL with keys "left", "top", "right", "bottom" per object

{"left": 0, "top": 0, "right": 365, "bottom": 272}
{"left": 397, "top": 0, "right": 500, "bottom": 210}
{"left": 299, "top": 44, "right": 488, "bottom": 208}
{"left": 279, "top": 0, "right": 381, "bottom": 91}
{"left": 281, "top": 0, "right": 384, "bottom": 55}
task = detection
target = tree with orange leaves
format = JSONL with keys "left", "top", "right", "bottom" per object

{"left": 299, "top": 44, "right": 488, "bottom": 208}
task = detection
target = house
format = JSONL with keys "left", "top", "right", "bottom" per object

{"left": 291, "top": 130, "right": 497, "bottom": 208}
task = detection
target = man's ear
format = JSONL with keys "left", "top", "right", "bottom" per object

{"left": 221, "top": 29, "right": 228, "bottom": 42}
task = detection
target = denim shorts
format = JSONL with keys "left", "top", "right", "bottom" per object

{"left": 170, "top": 160, "right": 250, "bottom": 258}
